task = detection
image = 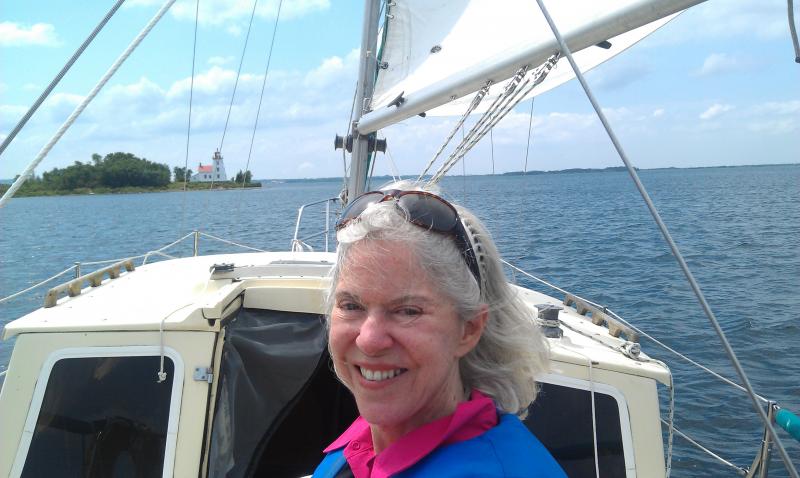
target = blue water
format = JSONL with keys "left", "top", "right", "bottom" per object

{"left": 1, "top": 164, "right": 798, "bottom": 475}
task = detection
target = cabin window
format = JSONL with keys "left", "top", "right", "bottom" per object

{"left": 19, "top": 354, "right": 176, "bottom": 477}
{"left": 524, "top": 378, "right": 631, "bottom": 477}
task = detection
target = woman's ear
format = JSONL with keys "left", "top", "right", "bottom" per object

{"left": 457, "top": 304, "right": 489, "bottom": 357}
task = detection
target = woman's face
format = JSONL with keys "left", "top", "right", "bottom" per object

{"left": 329, "top": 240, "right": 485, "bottom": 439}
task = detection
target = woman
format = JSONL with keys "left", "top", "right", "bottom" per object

{"left": 313, "top": 187, "right": 565, "bottom": 477}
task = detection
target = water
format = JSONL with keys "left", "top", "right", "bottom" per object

{"left": 1, "top": 164, "right": 798, "bottom": 475}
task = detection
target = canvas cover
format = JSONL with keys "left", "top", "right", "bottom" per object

{"left": 207, "top": 307, "right": 328, "bottom": 477}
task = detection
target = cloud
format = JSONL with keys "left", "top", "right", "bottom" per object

{"left": 646, "top": 0, "right": 787, "bottom": 45}
{"left": 297, "top": 161, "right": 314, "bottom": 171}
{"left": 752, "top": 100, "right": 800, "bottom": 115}
{"left": 699, "top": 103, "right": 734, "bottom": 120}
{"left": 694, "top": 53, "right": 751, "bottom": 76}
{"left": 652, "top": 108, "right": 665, "bottom": 117}
{"left": 0, "top": 83, "right": 6, "bottom": 94}
{"left": 208, "top": 56, "right": 235, "bottom": 66}
{"left": 304, "top": 50, "right": 358, "bottom": 89}
{"left": 0, "top": 22, "right": 59, "bottom": 47}
{"left": 129, "top": 0, "right": 330, "bottom": 26}
{"left": 746, "top": 100, "right": 800, "bottom": 134}
{"left": 23, "top": 83, "right": 40, "bottom": 91}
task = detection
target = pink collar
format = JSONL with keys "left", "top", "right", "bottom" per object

{"left": 324, "top": 390, "right": 498, "bottom": 478}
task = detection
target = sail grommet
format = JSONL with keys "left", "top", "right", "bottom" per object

{"left": 430, "top": 45, "right": 442, "bottom": 54}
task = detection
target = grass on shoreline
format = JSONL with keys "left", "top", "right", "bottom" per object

{"left": 0, "top": 181, "right": 262, "bottom": 198}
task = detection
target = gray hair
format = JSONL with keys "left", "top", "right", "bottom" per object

{"left": 327, "top": 185, "right": 548, "bottom": 417}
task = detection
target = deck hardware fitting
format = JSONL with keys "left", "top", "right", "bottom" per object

{"left": 193, "top": 367, "right": 214, "bottom": 384}
{"left": 44, "top": 259, "right": 135, "bottom": 308}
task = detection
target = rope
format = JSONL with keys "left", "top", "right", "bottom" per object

{"left": 502, "top": 259, "right": 770, "bottom": 403}
{"left": 664, "top": 420, "right": 748, "bottom": 475}
{"left": 242, "top": 0, "right": 284, "bottom": 190}
{"left": 0, "top": 0, "right": 179, "bottom": 209}
{"left": 665, "top": 376, "right": 675, "bottom": 477}
{"left": 0, "top": 265, "right": 77, "bottom": 304}
{"left": 0, "top": 231, "right": 267, "bottom": 307}
{"left": 198, "top": 232, "right": 266, "bottom": 252}
{"left": 0, "top": 0, "right": 126, "bottom": 160}
{"left": 533, "top": 2, "right": 797, "bottom": 474}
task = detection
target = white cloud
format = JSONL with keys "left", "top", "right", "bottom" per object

{"left": 652, "top": 108, "right": 665, "bottom": 117}
{"left": 0, "top": 83, "right": 6, "bottom": 94}
{"left": 297, "top": 161, "right": 314, "bottom": 171}
{"left": 0, "top": 22, "right": 59, "bottom": 47}
{"left": 752, "top": 100, "right": 800, "bottom": 115}
{"left": 699, "top": 103, "right": 734, "bottom": 120}
{"left": 646, "top": 0, "right": 787, "bottom": 45}
{"left": 695, "top": 53, "right": 751, "bottom": 76}
{"left": 208, "top": 56, "right": 235, "bottom": 66}
{"left": 226, "top": 24, "right": 243, "bottom": 36}
{"left": 23, "top": 83, "right": 40, "bottom": 91}
{"left": 746, "top": 100, "right": 800, "bottom": 134}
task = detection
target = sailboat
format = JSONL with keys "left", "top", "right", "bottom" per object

{"left": 1, "top": 1, "right": 798, "bottom": 477}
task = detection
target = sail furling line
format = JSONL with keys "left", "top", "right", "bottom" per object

{"left": 0, "top": 0, "right": 179, "bottom": 209}
{"left": 0, "top": 0, "right": 126, "bottom": 160}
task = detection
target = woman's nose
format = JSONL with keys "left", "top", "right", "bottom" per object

{"left": 355, "top": 311, "right": 393, "bottom": 355}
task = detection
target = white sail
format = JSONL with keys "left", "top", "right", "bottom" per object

{"left": 369, "top": 0, "right": 682, "bottom": 122}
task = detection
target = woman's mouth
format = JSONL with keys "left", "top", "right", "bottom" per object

{"left": 359, "top": 366, "right": 408, "bottom": 382}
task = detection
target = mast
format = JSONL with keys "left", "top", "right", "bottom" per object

{"left": 345, "top": 0, "right": 382, "bottom": 203}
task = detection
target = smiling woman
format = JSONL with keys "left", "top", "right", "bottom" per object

{"left": 315, "top": 184, "right": 566, "bottom": 478}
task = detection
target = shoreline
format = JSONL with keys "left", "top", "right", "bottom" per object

{"left": 0, "top": 182, "right": 263, "bottom": 198}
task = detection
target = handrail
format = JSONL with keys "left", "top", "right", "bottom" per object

{"left": 292, "top": 197, "right": 340, "bottom": 252}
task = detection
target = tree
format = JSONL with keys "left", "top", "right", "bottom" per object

{"left": 173, "top": 166, "right": 192, "bottom": 183}
{"left": 234, "top": 169, "right": 253, "bottom": 184}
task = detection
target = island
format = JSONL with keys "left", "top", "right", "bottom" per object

{"left": 0, "top": 152, "right": 260, "bottom": 197}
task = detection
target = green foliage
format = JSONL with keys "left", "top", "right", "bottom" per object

{"left": 38, "top": 152, "right": 170, "bottom": 190}
{"left": 173, "top": 166, "right": 193, "bottom": 183}
{"left": 234, "top": 169, "right": 253, "bottom": 184}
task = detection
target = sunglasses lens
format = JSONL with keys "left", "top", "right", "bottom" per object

{"left": 336, "top": 191, "right": 385, "bottom": 229}
{"left": 396, "top": 193, "right": 459, "bottom": 231}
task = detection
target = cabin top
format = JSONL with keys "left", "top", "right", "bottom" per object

{"left": 3, "top": 251, "right": 670, "bottom": 385}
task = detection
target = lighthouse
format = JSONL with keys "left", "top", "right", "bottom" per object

{"left": 192, "top": 150, "right": 228, "bottom": 182}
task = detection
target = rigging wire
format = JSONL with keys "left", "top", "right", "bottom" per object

{"left": 219, "top": 0, "right": 260, "bottom": 154}
{"left": 0, "top": 0, "right": 179, "bottom": 209}
{"left": 490, "top": 129, "right": 495, "bottom": 175}
{"left": 211, "top": 0, "right": 260, "bottom": 192}
{"left": 0, "top": 0, "right": 126, "bottom": 160}
{"left": 427, "top": 55, "right": 558, "bottom": 186}
{"left": 533, "top": 0, "right": 799, "bottom": 475}
{"left": 179, "top": 0, "right": 201, "bottom": 237}
{"left": 242, "top": 0, "right": 284, "bottom": 190}
{"left": 789, "top": 0, "right": 800, "bottom": 62}
{"left": 524, "top": 97, "right": 535, "bottom": 174}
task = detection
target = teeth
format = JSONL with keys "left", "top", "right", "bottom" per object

{"left": 359, "top": 367, "right": 406, "bottom": 382}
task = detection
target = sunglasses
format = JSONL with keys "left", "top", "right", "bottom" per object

{"left": 336, "top": 189, "right": 482, "bottom": 289}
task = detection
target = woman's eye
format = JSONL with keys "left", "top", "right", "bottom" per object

{"left": 339, "top": 302, "right": 363, "bottom": 312}
{"left": 396, "top": 307, "right": 422, "bottom": 318}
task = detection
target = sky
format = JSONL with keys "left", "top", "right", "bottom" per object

{"left": 1, "top": 0, "right": 798, "bottom": 180}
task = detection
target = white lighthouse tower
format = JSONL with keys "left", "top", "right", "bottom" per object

{"left": 192, "top": 150, "right": 228, "bottom": 182}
